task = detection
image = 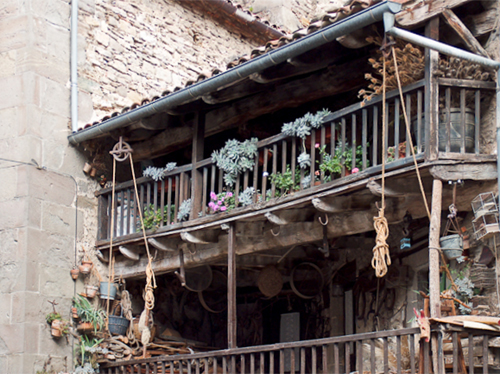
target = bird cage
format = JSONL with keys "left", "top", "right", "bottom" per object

{"left": 471, "top": 192, "right": 500, "bottom": 241}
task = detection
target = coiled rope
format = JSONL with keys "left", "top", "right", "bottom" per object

{"left": 371, "top": 52, "right": 391, "bottom": 278}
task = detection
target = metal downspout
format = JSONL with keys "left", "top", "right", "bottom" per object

{"left": 71, "top": 0, "right": 79, "bottom": 132}
{"left": 67, "top": 0, "right": 402, "bottom": 145}
{"left": 383, "top": 12, "right": 500, "bottom": 210}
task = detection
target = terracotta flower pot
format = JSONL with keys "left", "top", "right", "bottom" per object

{"left": 85, "top": 285, "right": 99, "bottom": 298}
{"left": 70, "top": 268, "right": 80, "bottom": 280}
{"left": 51, "top": 319, "right": 63, "bottom": 338}
{"left": 71, "top": 307, "right": 79, "bottom": 320}
{"left": 77, "top": 321, "right": 96, "bottom": 334}
{"left": 79, "top": 260, "right": 93, "bottom": 275}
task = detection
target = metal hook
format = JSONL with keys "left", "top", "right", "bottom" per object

{"left": 271, "top": 226, "right": 281, "bottom": 236}
{"left": 174, "top": 249, "right": 186, "bottom": 287}
{"left": 318, "top": 214, "right": 329, "bottom": 226}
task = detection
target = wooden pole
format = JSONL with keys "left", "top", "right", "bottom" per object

{"left": 190, "top": 111, "right": 205, "bottom": 219}
{"left": 425, "top": 17, "right": 440, "bottom": 161}
{"left": 227, "top": 223, "right": 237, "bottom": 350}
{"left": 429, "top": 178, "right": 443, "bottom": 374}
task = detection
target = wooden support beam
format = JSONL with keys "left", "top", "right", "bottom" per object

{"left": 425, "top": 17, "right": 440, "bottom": 161}
{"left": 396, "top": 0, "right": 471, "bottom": 27}
{"left": 442, "top": 9, "right": 490, "bottom": 58}
{"left": 180, "top": 230, "right": 220, "bottom": 244}
{"left": 191, "top": 112, "right": 205, "bottom": 219}
{"left": 430, "top": 163, "right": 498, "bottom": 181}
{"left": 118, "top": 245, "right": 141, "bottom": 261}
{"left": 429, "top": 179, "right": 443, "bottom": 374}
{"left": 227, "top": 223, "right": 237, "bottom": 349}
{"left": 147, "top": 237, "right": 178, "bottom": 252}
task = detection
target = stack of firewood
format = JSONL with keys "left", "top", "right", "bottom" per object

{"left": 358, "top": 36, "right": 425, "bottom": 103}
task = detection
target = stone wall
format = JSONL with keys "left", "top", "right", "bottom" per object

{"left": 0, "top": 0, "right": 98, "bottom": 372}
{"left": 78, "top": 0, "right": 257, "bottom": 126}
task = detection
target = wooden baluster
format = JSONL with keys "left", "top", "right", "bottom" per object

{"left": 445, "top": 87, "right": 452, "bottom": 152}
{"left": 291, "top": 138, "right": 296, "bottom": 189}
{"left": 333, "top": 343, "right": 339, "bottom": 374}
{"left": 126, "top": 188, "right": 131, "bottom": 234}
{"left": 218, "top": 169, "right": 223, "bottom": 194}
{"left": 312, "top": 346, "right": 317, "bottom": 374}
{"left": 253, "top": 153, "right": 259, "bottom": 203}
{"left": 271, "top": 143, "right": 277, "bottom": 198}
{"left": 211, "top": 165, "right": 216, "bottom": 195}
{"left": 384, "top": 337, "right": 389, "bottom": 374}
{"left": 262, "top": 147, "right": 268, "bottom": 199}
{"left": 340, "top": 118, "right": 346, "bottom": 177}
{"left": 222, "top": 357, "right": 227, "bottom": 374}
{"left": 397, "top": 335, "right": 402, "bottom": 374}
{"left": 251, "top": 353, "right": 255, "bottom": 374}
{"left": 187, "top": 360, "right": 192, "bottom": 374}
{"left": 231, "top": 356, "right": 236, "bottom": 374}
{"left": 146, "top": 363, "right": 150, "bottom": 374}
{"left": 417, "top": 90, "right": 423, "bottom": 153}
{"left": 460, "top": 88, "right": 466, "bottom": 153}
{"left": 281, "top": 140, "right": 287, "bottom": 194}
{"left": 362, "top": 109, "right": 368, "bottom": 170}
{"left": 357, "top": 340, "right": 363, "bottom": 374}
{"left": 280, "top": 349, "right": 285, "bottom": 374}
{"left": 351, "top": 114, "right": 356, "bottom": 169}
{"left": 483, "top": 335, "right": 489, "bottom": 374}
{"left": 169, "top": 361, "right": 173, "bottom": 374}
{"left": 153, "top": 362, "right": 158, "bottom": 374}
{"left": 213, "top": 357, "right": 218, "bottom": 374}
{"left": 410, "top": 334, "right": 415, "bottom": 374}
{"left": 202, "top": 167, "right": 208, "bottom": 216}
{"left": 475, "top": 90, "right": 480, "bottom": 154}
{"left": 322, "top": 344, "right": 327, "bottom": 374}
{"left": 167, "top": 178, "right": 172, "bottom": 225}
{"left": 345, "top": 342, "right": 351, "bottom": 374}
{"left": 160, "top": 181, "right": 165, "bottom": 227}
{"left": 371, "top": 339, "right": 376, "bottom": 374}
{"left": 270, "top": 351, "right": 275, "bottom": 374}
{"left": 300, "top": 348, "right": 305, "bottom": 374}
{"left": 235, "top": 177, "right": 240, "bottom": 207}
{"left": 394, "top": 98, "right": 400, "bottom": 160}
{"left": 290, "top": 347, "right": 296, "bottom": 374}
{"left": 243, "top": 170, "right": 249, "bottom": 191}
{"left": 147, "top": 182, "right": 152, "bottom": 210}
{"left": 195, "top": 359, "right": 200, "bottom": 374}
{"left": 153, "top": 180, "right": 158, "bottom": 213}
{"left": 372, "top": 106, "right": 379, "bottom": 166}
{"left": 310, "top": 131, "right": 316, "bottom": 188}
{"left": 405, "top": 93, "right": 412, "bottom": 157}
{"left": 241, "top": 354, "right": 245, "bottom": 374}
{"left": 260, "top": 352, "right": 265, "bottom": 374}
{"left": 174, "top": 175, "right": 180, "bottom": 223}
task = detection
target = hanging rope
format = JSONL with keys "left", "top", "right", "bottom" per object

{"left": 129, "top": 154, "right": 156, "bottom": 311}
{"left": 121, "top": 290, "right": 139, "bottom": 347}
{"left": 391, "top": 45, "right": 431, "bottom": 219}
{"left": 372, "top": 51, "right": 391, "bottom": 278}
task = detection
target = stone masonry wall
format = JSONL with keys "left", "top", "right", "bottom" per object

{"left": 78, "top": 0, "right": 257, "bottom": 126}
{"left": 0, "top": 0, "right": 99, "bottom": 372}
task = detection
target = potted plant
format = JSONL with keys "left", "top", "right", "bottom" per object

{"left": 84, "top": 284, "right": 99, "bottom": 298}
{"left": 212, "top": 138, "right": 258, "bottom": 187}
{"left": 79, "top": 259, "right": 93, "bottom": 275}
{"left": 70, "top": 266, "right": 80, "bottom": 280}
{"left": 208, "top": 191, "right": 235, "bottom": 213}
{"left": 73, "top": 295, "right": 106, "bottom": 334}
{"left": 46, "top": 311, "right": 69, "bottom": 338}
{"left": 75, "top": 335, "right": 105, "bottom": 372}
{"left": 317, "top": 143, "right": 365, "bottom": 181}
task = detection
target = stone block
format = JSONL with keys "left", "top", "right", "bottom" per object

{"left": 0, "top": 167, "right": 18, "bottom": 202}
{"left": 32, "top": 0, "right": 69, "bottom": 29}
{"left": 0, "top": 75, "right": 24, "bottom": 110}
{"left": 0, "top": 227, "right": 23, "bottom": 264}
{"left": 23, "top": 323, "right": 40, "bottom": 353}
{"left": 39, "top": 264, "right": 75, "bottom": 298}
{"left": 0, "top": 50, "right": 16, "bottom": 79}
{"left": 0, "top": 15, "right": 28, "bottom": 53}
{"left": 46, "top": 22, "right": 70, "bottom": 62}
{"left": 39, "top": 77, "right": 70, "bottom": 117}
{"left": 0, "top": 135, "right": 42, "bottom": 164}
{"left": 0, "top": 293, "right": 11, "bottom": 325}
{"left": 0, "top": 106, "right": 21, "bottom": 139}
{"left": 41, "top": 201, "right": 82, "bottom": 237}
{"left": 78, "top": 91, "right": 94, "bottom": 123}
{"left": 24, "top": 260, "right": 40, "bottom": 292}
{"left": 34, "top": 353, "right": 71, "bottom": 374}
{"left": 0, "top": 197, "right": 27, "bottom": 230}
{"left": 8, "top": 353, "right": 37, "bottom": 374}
{"left": 28, "top": 197, "right": 42, "bottom": 229}
{"left": 26, "top": 227, "right": 75, "bottom": 269}
{"left": 0, "top": 324, "right": 24, "bottom": 354}
{"left": 16, "top": 47, "right": 69, "bottom": 85}
{"left": 28, "top": 167, "right": 76, "bottom": 206}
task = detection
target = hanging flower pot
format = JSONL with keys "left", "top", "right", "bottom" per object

{"left": 77, "top": 321, "right": 95, "bottom": 334}
{"left": 51, "top": 319, "right": 63, "bottom": 338}
{"left": 84, "top": 285, "right": 99, "bottom": 298}
{"left": 99, "top": 282, "right": 118, "bottom": 300}
{"left": 440, "top": 234, "right": 463, "bottom": 260}
{"left": 79, "top": 260, "right": 93, "bottom": 275}
{"left": 71, "top": 307, "right": 79, "bottom": 320}
{"left": 70, "top": 267, "right": 80, "bottom": 280}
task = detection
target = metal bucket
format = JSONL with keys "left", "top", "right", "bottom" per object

{"left": 440, "top": 234, "right": 463, "bottom": 260}
{"left": 100, "top": 282, "right": 118, "bottom": 300}
{"left": 439, "top": 108, "right": 475, "bottom": 153}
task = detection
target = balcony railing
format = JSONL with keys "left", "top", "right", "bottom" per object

{"left": 100, "top": 327, "right": 499, "bottom": 374}
{"left": 96, "top": 79, "right": 495, "bottom": 242}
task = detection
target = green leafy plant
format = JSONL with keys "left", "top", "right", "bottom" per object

{"left": 269, "top": 165, "right": 311, "bottom": 196}
{"left": 142, "top": 162, "right": 177, "bottom": 181}
{"left": 73, "top": 295, "right": 106, "bottom": 334}
{"left": 75, "top": 335, "right": 106, "bottom": 372}
{"left": 212, "top": 138, "right": 258, "bottom": 186}
{"left": 45, "top": 312, "right": 62, "bottom": 324}
{"left": 317, "top": 142, "right": 367, "bottom": 181}
{"left": 141, "top": 204, "right": 175, "bottom": 231}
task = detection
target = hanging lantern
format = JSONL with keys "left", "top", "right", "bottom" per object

{"left": 472, "top": 192, "right": 500, "bottom": 241}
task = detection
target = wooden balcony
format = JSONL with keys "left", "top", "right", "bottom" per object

{"left": 100, "top": 327, "right": 500, "bottom": 373}
{"left": 95, "top": 78, "right": 496, "bottom": 248}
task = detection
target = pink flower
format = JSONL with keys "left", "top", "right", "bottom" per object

{"left": 217, "top": 200, "right": 222, "bottom": 205}
{"left": 352, "top": 167, "right": 359, "bottom": 174}
{"left": 220, "top": 206, "right": 227, "bottom": 212}
{"left": 226, "top": 192, "right": 233, "bottom": 197}
{"left": 214, "top": 205, "right": 219, "bottom": 211}
{"left": 210, "top": 192, "right": 217, "bottom": 200}
{"left": 315, "top": 170, "right": 320, "bottom": 176}
{"left": 208, "top": 202, "right": 215, "bottom": 209}
{"left": 315, "top": 143, "right": 320, "bottom": 148}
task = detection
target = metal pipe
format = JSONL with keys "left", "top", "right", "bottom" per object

{"left": 497, "top": 69, "right": 500, "bottom": 209}
{"left": 386, "top": 26, "right": 500, "bottom": 69}
{"left": 70, "top": 0, "right": 79, "bottom": 132}
{"left": 68, "top": 0, "right": 402, "bottom": 145}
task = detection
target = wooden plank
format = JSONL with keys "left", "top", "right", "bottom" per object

{"left": 438, "top": 78, "right": 496, "bottom": 90}
{"left": 442, "top": 9, "right": 490, "bottom": 58}
{"left": 190, "top": 111, "right": 205, "bottom": 219}
{"left": 227, "top": 223, "right": 237, "bottom": 349}
{"left": 429, "top": 179, "right": 443, "bottom": 319}
{"left": 396, "top": 0, "right": 472, "bottom": 27}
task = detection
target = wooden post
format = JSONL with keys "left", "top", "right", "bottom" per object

{"left": 425, "top": 17, "right": 440, "bottom": 161}
{"left": 227, "top": 223, "right": 237, "bottom": 349}
{"left": 429, "top": 178, "right": 443, "bottom": 374}
{"left": 190, "top": 111, "right": 205, "bottom": 218}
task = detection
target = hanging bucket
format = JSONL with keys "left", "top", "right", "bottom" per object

{"left": 440, "top": 234, "right": 463, "bottom": 260}
{"left": 100, "top": 282, "right": 118, "bottom": 300}
{"left": 108, "top": 308, "right": 130, "bottom": 336}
